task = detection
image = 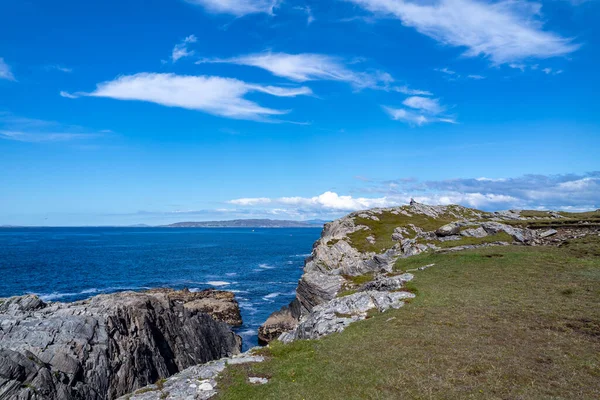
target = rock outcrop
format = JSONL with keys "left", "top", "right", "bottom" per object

{"left": 0, "top": 289, "right": 242, "bottom": 400}
{"left": 259, "top": 202, "right": 600, "bottom": 344}
{"left": 118, "top": 352, "right": 265, "bottom": 400}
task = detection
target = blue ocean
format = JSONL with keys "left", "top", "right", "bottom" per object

{"left": 0, "top": 227, "right": 321, "bottom": 349}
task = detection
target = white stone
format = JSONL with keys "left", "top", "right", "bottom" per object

{"left": 249, "top": 377, "right": 269, "bottom": 384}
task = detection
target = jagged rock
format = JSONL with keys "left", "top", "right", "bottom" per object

{"left": 481, "top": 222, "right": 536, "bottom": 243}
{"left": 360, "top": 273, "right": 414, "bottom": 292}
{"left": 436, "top": 222, "right": 461, "bottom": 237}
{"left": 257, "top": 305, "right": 298, "bottom": 345}
{"left": 391, "top": 227, "right": 409, "bottom": 241}
{"left": 0, "top": 290, "right": 241, "bottom": 400}
{"left": 539, "top": 229, "right": 558, "bottom": 238}
{"left": 493, "top": 210, "right": 523, "bottom": 220}
{"left": 283, "top": 291, "right": 415, "bottom": 341}
{"left": 145, "top": 288, "right": 242, "bottom": 326}
{"left": 362, "top": 248, "right": 401, "bottom": 274}
{"left": 295, "top": 271, "right": 344, "bottom": 316}
{"left": 460, "top": 227, "right": 488, "bottom": 238}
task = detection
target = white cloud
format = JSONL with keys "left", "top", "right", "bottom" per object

{"left": 0, "top": 58, "right": 15, "bottom": 81}
{"left": 384, "top": 107, "right": 429, "bottom": 125}
{"left": 467, "top": 74, "right": 485, "bottom": 79}
{"left": 46, "top": 65, "right": 73, "bottom": 73}
{"left": 228, "top": 197, "right": 272, "bottom": 205}
{"left": 172, "top": 34, "right": 198, "bottom": 62}
{"left": 60, "top": 91, "right": 79, "bottom": 99}
{"left": 435, "top": 67, "right": 456, "bottom": 75}
{"left": 402, "top": 96, "right": 445, "bottom": 114}
{"left": 73, "top": 73, "right": 311, "bottom": 121}
{"left": 294, "top": 6, "right": 315, "bottom": 24}
{"left": 184, "top": 0, "right": 280, "bottom": 16}
{"left": 198, "top": 52, "right": 429, "bottom": 93}
{"left": 346, "top": 0, "right": 579, "bottom": 64}
{"left": 393, "top": 86, "right": 433, "bottom": 95}
{"left": 384, "top": 106, "right": 456, "bottom": 125}
{"left": 0, "top": 115, "right": 107, "bottom": 143}
{"left": 226, "top": 173, "right": 600, "bottom": 219}
{"left": 230, "top": 191, "right": 397, "bottom": 211}
{"left": 385, "top": 96, "right": 454, "bottom": 125}
{"left": 0, "top": 131, "right": 99, "bottom": 142}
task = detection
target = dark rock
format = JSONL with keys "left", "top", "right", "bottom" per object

{"left": 0, "top": 289, "right": 241, "bottom": 400}
{"left": 145, "top": 288, "right": 242, "bottom": 326}
{"left": 257, "top": 306, "right": 298, "bottom": 345}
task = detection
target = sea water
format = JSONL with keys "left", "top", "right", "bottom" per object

{"left": 0, "top": 227, "right": 321, "bottom": 349}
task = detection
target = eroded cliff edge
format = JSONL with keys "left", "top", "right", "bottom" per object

{"left": 259, "top": 202, "right": 600, "bottom": 344}
{"left": 0, "top": 288, "right": 242, "bottom": 400}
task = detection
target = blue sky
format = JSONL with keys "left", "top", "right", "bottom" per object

{"left": 0, "top": 0, "right": 599, "bottom": 225}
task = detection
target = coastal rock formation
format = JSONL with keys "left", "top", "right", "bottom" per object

{"left": 280, "top": 290, "right": 416, "bottom": 342}
{"left": 259, "top": 202, "right": 600, "bottom": 344}
{"left": 118, "top": 351, "right": 265, "bottom": 400}
{"left": 0, "top": 289, "right": 242, "bottom": 400}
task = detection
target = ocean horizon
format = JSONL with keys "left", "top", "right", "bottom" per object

{"left": 0, "top": 227, "right": 321, "bottom": 349}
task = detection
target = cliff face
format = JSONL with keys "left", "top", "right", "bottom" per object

{"left": 259, "top": 203, "right": 598, "bottom": 344}
{"left": 0, "top": 289, "right": 242, "bottom": 400}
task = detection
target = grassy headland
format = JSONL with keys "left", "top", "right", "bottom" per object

{"left": 217, "top": 236, "right": 600, "bottom": 399}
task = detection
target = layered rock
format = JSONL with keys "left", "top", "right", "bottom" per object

{"left": 0, "top": 289, "right": 242, "bottom": 400}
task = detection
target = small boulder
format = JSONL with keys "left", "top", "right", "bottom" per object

{"left": 435, "top": 223, "right": 461, "bottom": 237}
{"left": 539, "top": 229, "right": 558, "bottom": 238}
{"left": 258, "top": 306, "right": 298, "bottom": 345}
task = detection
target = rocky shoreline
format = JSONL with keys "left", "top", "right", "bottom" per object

{"left": 0, "top": 289, "right": 242, "bottom": 400}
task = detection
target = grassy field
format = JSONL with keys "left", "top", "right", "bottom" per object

{"left": 217, "top": 237, "right": 600, "bottom": 400}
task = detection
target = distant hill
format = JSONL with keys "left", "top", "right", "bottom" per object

{"left": 161, "top": 219, "right": 326, "bottom": 228}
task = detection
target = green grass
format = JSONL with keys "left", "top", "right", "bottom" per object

{"left": 342, "top": 273, "right": 375, "bottom": 285}
{"left": 431, "top": 232, "right": 513, "bottom": 249}
{"left": 217, "top": 237, "right": 600, "bottom": 400}
{"left": 347, "top": 211, "right": 453, "bottom": 253}
{"left": 327, "top": 238, "right": 341, "bottom": 247}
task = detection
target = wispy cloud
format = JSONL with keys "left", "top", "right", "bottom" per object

{"left": 0, "top": 58, "right": 15, "bottom": 81}
{"left": 542, "top": 67, "right": 563, "bottom": 75}
{"left": 435, "top": 67, "right": 485, "bottom": 80}
{"left": 346, "top": 0, "right": 579, "bottom": 64}
{"left": 59, "top": 91, "right": 78, "bottom": 99}
{"left": 45, "top": 64, "right": 73, "bottom": 73}
{"left": 435, "top": 67, "right": 456, "bottom": 76}
{"left": 0, "top": 115, "right": 107, "bottom": 143}
{"left": 198, "top": 52, "right": 429, "bottom": 94}
{"left": 294, "top": 6, "right": 315, "bottom": 24}
{"left": 172, "top": 34, "right": 197, "bottom": 62}
{"left": 384, "top": 96, "right": 455, "bottom": 125}
{"left": 402, "top": 96, "right": 445, "bottom": 114}
{"left": 184, "top": 0, "right": 280, "bottom": 16}
{"left": 70, "top": 73, "right": 312, "bottom": 121}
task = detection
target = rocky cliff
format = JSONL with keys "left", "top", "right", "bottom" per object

{"left": 0, "top": 289, "right": 242, "bottom": 400}
{"left": 259, "top": 202, "right": 599, "bottom": 344}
